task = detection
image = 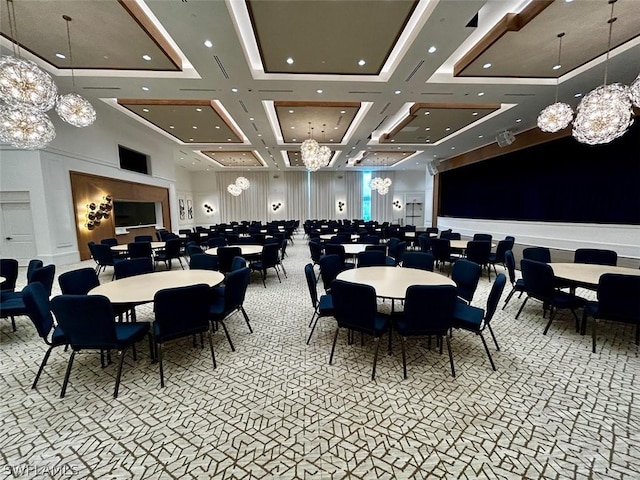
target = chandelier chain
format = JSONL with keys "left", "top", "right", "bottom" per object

{"left": 63, "top": 15, "right": 76, "bottom": 91}
{"left": 603, "top": 0, "right": 617, "bottom": 86}
{"left": 554, "top": 32, "right": 565, "bottom": 104}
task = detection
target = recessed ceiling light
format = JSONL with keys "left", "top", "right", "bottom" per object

{"left": 142, "top": 108, "right": 149, "bottom": 113}
{"left": 340, "top": 110, "right": 346, "bottom": 114}
{"left": 358, "top": 59, "right": 366, "bottom": 66}
{"left": 516, "top": 118, "right": 522, "bottom": 123}
{"left": 574, "top": 92, "right": 582, "bottom": 98}
{"left": 290, "top": 126, "right": 295, "bottom": 129}
{"left": 394, "top": 90, "right": 401, "bottom": 95}
{"left": 478, "top": 135, "right": 483, "bottom": 138}
{"left": 445, "top": 127, "right": 451, "bottom": 131}
{"left": 425, "top": 139, "right": 430, "bottom": 143}
{"left": 55, "top": 52, "right": 66, "bottom": 59}
{"left": 189, "top": 138, "right": 194, "bottom": 141}
{"left": 196, "top": 108, "right": 202, "bottom": 112}
{"left": 451, "top": 147, "right": 455, "bottom": 150}
{"left": 192, "top": 126, "right": 198, "bottom": 129}
{"left": 478, "top": 92, "right": 484, "bottom": 96}
{"left": 180, "top": 157, "right": 184, "bottom": 160}
{"left": 288, "top": 110, "right": 294, "bottom": 113}
{"left": 231, "top": 88, "right": 238, "bottom": 93}
{"left": 191, "top": 161, "right": 196, "bottom": 165}
{"left": 249, "top": 117, "right": 254, "bottom": 121}
{"left": 334, "top": 127, "right": 338, "bottom": 130}
{"left": 169, "top": 125, "right": 175, "bottom": 129}
{"left": 227, "top": 138, "right": 232, "bottom": 141}
{"left": 141, "top": 86, "right": 149, "bottom": 91}
{"left": 483, "top": 63, "right": 492, "bottom": 69}
{"left": 425, "top": 127, "right": 430, "bottom": 131}
{"left": 424, "top": 111, "right": 430, "bottom": 115}
{"left": 204, "top": 40, "right": 213, "bottom": 48}
{"left": 142, "top": 54, "right": 152, "bottom": 61}
{"left": 286, "top": 57, "right": 294, "bottom": 64}
{"left": 291, "top": 137, "right": 295, "bottom": 141}
{"left": 553, "top": 64, "right": 561, "bottom": 70}
{"left": 316, "top": 89, "right": 323, "bottom": 94}
{"left": 428, "top": 46, "right": 437, "bottom": 54}
{"left": 472, "top": 112, "right": 478, "bottom": 116}
{"left": 391, "top": 139, "right": 395, "bottom": 142}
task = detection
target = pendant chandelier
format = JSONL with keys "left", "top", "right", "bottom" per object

{"left": 227, "top": 176, "right": 250, "bottom": 196}
{"left": 572, "top": 0, "right": 634, "bottom": 145}
{"left": 370, "top": 177, "right": 392, "bottom": 195}
{"left": 537, "top": 33, "right": 574, "bottom": 133}
{"left": 300, "top": 123, "right": 330, "bottom": 172}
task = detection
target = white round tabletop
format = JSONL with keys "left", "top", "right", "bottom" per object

{"left": 204, "top": 244, "right": 263, "bottom": 256}
{"left": 449, "top": 240, "right": 496, "bottom": 250}
{"left": 549, "top": 263, "right": 640, "bottom": 288}
{"left": 320, "top": 233, "right": 359, "bottom": 241}
{"left": 111, "top": 241, "right": 166, "bottom": 252}
{"left": 342, "top": 243, "right": 375, "bottom": 255}
{"left": 336, "top": 266, "right": 455, "bottom": 299}
{"left": 89, "top": 269, "right": 224, "bottom": 304}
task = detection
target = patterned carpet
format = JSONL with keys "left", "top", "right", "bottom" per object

{"left": 1, "top": 234, "right": 638, "bottom": 479}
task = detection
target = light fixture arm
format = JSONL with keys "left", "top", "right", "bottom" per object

{"left": 553, "top": 32, "right": 565, "bottom": 104}
{"left": 63, "top": 15, "right": 76, "bottom": 91}
{"left": 603, "top": 0, "right": 617, "bottom": 87}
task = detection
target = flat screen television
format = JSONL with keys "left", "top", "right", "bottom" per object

{"left": 113, "top": 201, "right": 157, "bottom": 227}
{"left": 118, "top": 145, "right": 150, "bottom": 175}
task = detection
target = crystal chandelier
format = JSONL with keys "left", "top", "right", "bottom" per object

{"left": 572, "top": 0, "right": 634, "bottom": 145}
{"left": 370, "top": 177, "right": 392, "bottom": 195}
{"left": 0, "top": 55, "right": 58, "bottom": 111}
{"left": 537, "top": 33, "right": 573, "bottom": 133}
{"left": 55, "top": 15, "right": 96, "bottom": 128}
{"left": 630, "top": 74, "right": 640, "bottom": 108}
{"left": 300, "top": 123, "right": 331, "bottom": 172}
{"left": 235, "top": 176, "right": 250, "bottom": 190}
{"left": 227, "top": 183, "right": 242, "bottom": 196}
{"left": 0, "top": 104, "right": 56, "bottom": 150}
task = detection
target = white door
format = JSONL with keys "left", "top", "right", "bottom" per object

{"left": 0, "top": 202, "right": 37, "bottom": 265}
{"left": 404, "top": 194, "right": 424, "bottom": 227}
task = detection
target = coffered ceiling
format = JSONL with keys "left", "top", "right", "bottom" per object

{"left": 1, "top": 0, "right": 638, "bottom": 172}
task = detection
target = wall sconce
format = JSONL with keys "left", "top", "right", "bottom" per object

{"left": 272, "top": 202, "right": 282, "bottom": 211}
{"left": 204, "top": 203, "right": 214, "bottom": 214}
{"left": 393, "top": 200, "right": 403, "bottom": 210}
{"left": 85, "top": 195, "right": 112, "bottom": 230}
{"left": 337, "top": 201, "right": 345, "bottom": 212}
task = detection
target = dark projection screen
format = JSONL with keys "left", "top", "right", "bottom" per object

{"left": 439, "top": 122, "right": 640, "bottom": 225}
{"left": 113, "top": 201, "right": 157, "bottom": 227}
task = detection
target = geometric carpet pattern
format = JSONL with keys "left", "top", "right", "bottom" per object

{"left": 1, "top": 234, "right": 639, "bottom": 479}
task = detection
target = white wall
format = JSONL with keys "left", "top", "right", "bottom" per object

{"left": 0, "top": 101, "right": 177, "bottom": 265}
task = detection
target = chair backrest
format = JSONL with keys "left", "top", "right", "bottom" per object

{"left": 319, "top": 254, "right": 343, "bottom": 292}
{"left": 324, "top": 244, "right": 347, "bottom": 264}
{"left": 26, "top": 259, "right": 44, "bottom": 283}
{"left": 114, "top": 258, "right": 154, "bottom": 279}
{"left": 134, "top": 235, "right": 153, "bottom": 243}
{"left": 58, "top": 267, "right": 100, "bottom": 294}
{"left": 504, "top": 250, "right": 517, "bottom": 285}
{"left": 473, "top": 233, "right": 492, "bottom": 243}
{"left": 387, "top": 237, "right": 401, "bottom": 256}
{"left": 164, "top": 238, "right": 182, "bottom": 256}
{"left": 128, "top": 241, "right": 152, "bottom": 259}
{"left": 426, "top": 227, "right": 438, "bottom": 236}
{"left": 522, "top": 247, "right": 551, "bottom": 263}
{"left": 189, "top": 253, "right": 219, "bottom": 271}
{"left": 574, "top": 248, "right": 617, "bottom": 266}
{"left": 100, "top": 238, "right": 118, "bottom": 247}
{"left": 186, "top": 242, "right": 202, "bottom": 257}
{"left": 279, "top": 238, "right": 288, "bottom": 260}
{"left": 451, "top": 259, "right": 481, "bottom": 303}
{"left": 330, "top": 279, "right": 379, "bottom": 333}
{"left": 465, "top": 240, "right": 491, "bottom": 265}
{"left": 231, "top": 256, "right": 247, "bottom": 271}
{"left": 260, "top": 243, "right": 280, "bottom": 267}
{"left": 309, "top": 240, "right": 323, "bottom": 263}
{"left": 520, "top": 259, "right": 555, "bottom": 300}
{"left": 206, "top": 237, "right": 226, "bottom": 248}
{"left": 402, "top": 252, "right": 435, "bottom": 271}
{"left": 357, "top": 250, "right": 387, "bottom": 267}
{"left": 493, "top": 240, "right": 512, "bottom": 263}
{"left": 179, "top": 229, "right": 192, "bottom": 235}
{"left": 154, "top": 284, "right": 211, "bottom": 339}
{"left": 596, "top": 274, "right": 640, "bottom": 323}
{"left": 22, "top": 282, "right": 55, "bottom": 339}
{"left": 224, "top": 267, "right": 250, "bottom": 310}
{"left": 365, "top": 244, "right": 387, "bottom": 254}
{"left": 484, "top": 273, "right": 507, "bottom": 325}
{"left": 431, "top": 238, "right": 451, "bottom": 261}
{"left": 399, "top": 285, "right": 457, "bottom": 336}
{"left": 418, "top": 234, "right": 431, "bottom": 253}
{"left": 304, "top": 263, "right": 319, "bottom": 309}
{"left": 0, "top": 258, "right": 19, "bottom": 292}
{"left": 29, "top": 265, "right": 56, "bottom": 296}
{"left": 392, "top": 241, "right": 407, "bottom": 265}
{"left": 91, "top": 243, "right": 115, "bottom": 266}
{"left": 51, "top": 295, "right": 118, "bottom": 349}
{"left": 217, "top": 246, "right": 242, "bottom": 274}
{"left": 361, "top": 235, "right": 380, "bottom": 245}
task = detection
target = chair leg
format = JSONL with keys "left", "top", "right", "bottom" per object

{"left": 329, "top": 327, "right": 340, "bottom": 365}
{"left": 207, "top": 330, "right": 216, "bottom": 369}
{"left": 487, "top": 325, "right": 500, "bottom": 351}
{"left": 158, "top": 342, "right": 165, "bottom": 388}
{"left": 308, "top": 309, "right": 317, "bottom": 328}
{"left": 113, "top": 348, "right": 127, "bottom": 399}
{"left": 148, "top": 333, "right": 155, "bottom": 362}
{"left": 479, "top": 333, "right": 496, "bottom": 371}
{"left": 592, "top": 318, "right": 597, "bottom": 353}
{"left": 515, "top": 296, "right": 529, "bottom": 319}
{"left": 240, "top": 306, "right": 253, "bottom": 333}
{"left": 218, "top": 321, "right": 235, "bottom": 352}
{"left": 400, "top": 336, "right": 407, "bottom": 379}
{"left": 502, "top": 288, "right": 516, "bottom": 310}
{"left": 371, "top": 336, "right": 381, "bottom": 381}
{"left": 307, "top": 314, "right": 320, "bottom": 345}
{"left": 543, "top": 308, "right": 557, "bottom": 335}
{"left": 445, "top": 335, "right": 455, "bottom": 378}
{"left": 275, "top": 267, "right": 281, "bottom": 283}
{"left": 60, "top": 351, "right": 76, "bottom": 398}
{"left": 10, "top": 316, "right": 16, "bottom": 332}
{"left": 32, "top": 346, "right": 55, "bottom": 389}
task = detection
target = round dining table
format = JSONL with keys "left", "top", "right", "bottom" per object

{"left": 342, "top": 243, "right": 375, "bottom": 256}
{"left": 549, "top": 263, "right": 640, "bottom": 289}
{"left": 89, "top": 269, "right": 224, "bottom": 304}
{"left": 204, "top": 245, "right": 263, "bottom": 257}
{"left": 336, "top": 266, "right": 455, "bottom": 299}
{"left": 111, "top": 241, "right": 166, "bottom": 252}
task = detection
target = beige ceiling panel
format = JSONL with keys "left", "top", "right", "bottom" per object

{"left": 354, "top": 150, "right": 416, "bottom": 167}
{"left": 247, "top": 0, "right": 418, "bottom": 74}
{"left": 201, "top": 151, "right": 265, "bottom": 168}
{"left": 275, "top": 102, "right": 360, "bottom": 144}
{"left": 456, "top": 0, "right": 640, "bottom": 78}
{"left": 285, "top": 150, "right": 334, "bottom": 168}
{"left": 0, "top": 0, "right": 180, "bottom": 70}
{"left": 117, "top": 100, "right": 242, "bottom": 144}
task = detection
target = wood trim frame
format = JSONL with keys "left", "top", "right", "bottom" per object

{"left": 453, "top": 0, "right": 554, "bottom": 77}
{"left": 70, "top": 171, "right": 171, "bottom": 261}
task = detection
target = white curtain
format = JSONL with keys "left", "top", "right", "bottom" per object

{"left": 216, "top": 172, "right": 269, "bottom": 222}
{"left": 283, "top": 171, "right": 308, "bottom": 222}
{"left": 370, "top": 171, "right": 395, "bottom": 223}
{"left": 309, "top": 171, "right": 337, "bottom": 220}
{"left": 343, "top": 171, "right": 363, "bottom": 220}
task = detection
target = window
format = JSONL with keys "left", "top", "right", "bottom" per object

{"left": 362, "top": 171, "right": 372, "bottom": 221}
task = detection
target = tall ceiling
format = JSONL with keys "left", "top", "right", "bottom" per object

{"left": 1, "top": 0, "right": 639, "bottom": 172}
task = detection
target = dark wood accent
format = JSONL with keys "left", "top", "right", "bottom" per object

{"left": 454, "top": 1, "right": 554, "bottom": 77}
{"left": 118, "top": 0, "right": 182, "bottom": 70}
{"left": 70, "top": 171, "right": 171, "bottom": 261}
